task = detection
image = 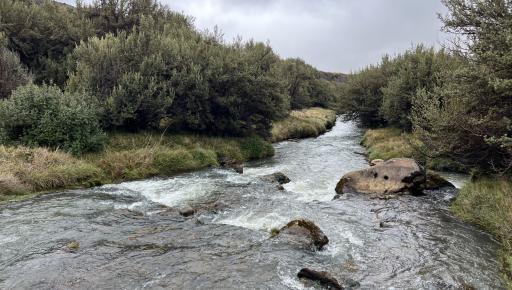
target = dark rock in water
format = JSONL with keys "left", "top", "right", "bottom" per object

{"left": 335, "top": 158, "right": 425, "bottom": 196}
{"left": 276, "top": 219, "right": 328, "bottom": 250}
{"left": 231, "top": 164, "right": 243, "bottom": 174}
{"left": 424, "top": 171, "right": 455, "bottom": 190}
{"left": 277, "top": 185, "right": 285, "bottom": 191}
{"left": 260, "top": 172, "right": 291, "bottom": 185}
{"left": 179, "top": 206, "right": 195, "bottom": 217}
{"left": 297, "top": 268, "right": 343, "bottom": 289}
{"left": 218, "top": 155, "right": 243, "bottom": 174}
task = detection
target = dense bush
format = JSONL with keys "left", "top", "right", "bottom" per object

{"left": 0, "top": 34, "right": 30, "bottom": 99}
{"left": 274, "top": 58, "right": 339, "bottom": 110}
{"left": 0, "top": 84, "right": 105, "bottom": 154}
{"left": 69, "top": 19, "right": 289, "bottom": 136}
{"left": 338, "top": 61, "right": 391, "bottom": 127}
{"left": 0, "top": 0, "right": 94, "bottom": 86}
{"left": 339, "top": 46, "right": 458, "bottom": 130}
{"left": 412, "top": 0, "right": 512, "bottom": 173}
{"left": 68, "top": 18, "right": 177, "bottom": 130}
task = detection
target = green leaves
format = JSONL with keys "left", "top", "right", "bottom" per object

{"left": 0, "top": 84, "right": 105, "bottom": 155}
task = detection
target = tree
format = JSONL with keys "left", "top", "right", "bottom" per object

{"left": 0, "top": 0, "right": 94, "bottom": 86}
{"left": 413, "top": 0, "right": 512, "bottom": 173}
{"left": 68, "top": 18, "right": 176, "bottom": 130}
{"left": 0, "top": 33, "right": 30, "bottom": 99}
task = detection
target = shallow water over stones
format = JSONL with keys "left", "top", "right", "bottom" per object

{"left": 0, "top": 119, "right": 505, "bottom": 289}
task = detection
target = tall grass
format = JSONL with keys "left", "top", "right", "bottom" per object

{"left": 0, "top": 146, "right": 103, "bottom": 199}
{"left": 361, "top": 128, "right": 415, "bottom": 161}
{"left": 271, "top": 107, "right": 336, "bottom": 142}
{"left": 452, "top": 179, "right": 512, "bottom": 287}
{"left": 1, "top": 108, "right": 336, "bottom": 200}
{"left": 0, "top": 133, "right": 275, "bottom": 201}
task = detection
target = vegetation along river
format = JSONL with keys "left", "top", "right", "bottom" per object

{"left": 0, "top": 119, "right": 504, "bottom": 289}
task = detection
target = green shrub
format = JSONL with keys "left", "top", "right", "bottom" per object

{"left": 0, "top": 84, "right": 106, "bottom": 154}
{"left": 0, "top": 35, "right": 30, "bottom": 99}
{"left": 154, "top": 147, "right": 217, "bottom": 174}
{"left": 239, "top": 136, "right": 275, "bottom": 160}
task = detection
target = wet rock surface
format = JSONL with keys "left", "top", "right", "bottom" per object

{"left": 260, "top": 172, "right": 291, "bottom": 185}
{"left": 297, "top": 268, "right": 343, "bottom": 289}
{"left": 336, "top": 158, "right": 426, "bottom": 196}
{"left": 275, "top": 219, "right": 329, "bottom": 250}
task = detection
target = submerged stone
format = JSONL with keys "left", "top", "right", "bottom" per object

{"left": 179, "top": 206, "right": 195, "bottom": 217}
{"left": 260, "top": 172, "right": 291, "bottom": 185}
{"left": 297, "top": 268, "right": 343, "bottom": 290}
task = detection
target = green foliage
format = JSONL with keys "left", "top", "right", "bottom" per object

{"left": 0, "top": 0, "right": 94, "bottom": 86}
{"left": 0, "top": 34, "right": 30, "bottom": 99}
{"left": 77, "top": 0, "right": 192, "bottom": 35}
{"left": 380, "top": 45, "right": 458, "bottom": 130}
{"left": 412, "top": 0, "right": 512, "bottom": 173}
{"left": 0, "top": 84, "right": 106, "bottom": 154}
{"left": 154, "top": 147, "right": 217, "bottom": 175}
{"left": 69, "top": 19, "right": 290, "bottom": 136}
{"left": 339, "top": 46, "right": 458, "bottom": 130}
{"left": 338, "top": 62, "right": 390, "bottom": 127}
{"left": 239, "top": 136, "right": 275, "bottom": 160}
{"left": 68, "top": 19, "right": 176, "bottom": 130}
{"left": 274, "top": 58, "right": 339, "bottom": 110}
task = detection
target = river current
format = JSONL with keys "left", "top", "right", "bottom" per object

{"left": 0, "top": 119, "right": 504, "bottom": 289}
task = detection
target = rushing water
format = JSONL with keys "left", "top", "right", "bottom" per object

{"left": 0, "top": 119, "right": 504, "bottom": 289}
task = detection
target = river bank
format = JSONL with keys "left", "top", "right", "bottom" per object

{"left": 0, "top": 107, "right": 336, "bottom": 203}
{"left": 361, "top": 127, "right": 512, "bottom": 288}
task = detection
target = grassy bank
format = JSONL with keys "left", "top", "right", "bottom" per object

{"left": 270, "top": 107, "right": 337, "bottom": 142}
{"left": 0, "top": 107, "right": 335, "bottom": 202}
{"left": 362, "top": 127, "right": 512, "bottom": 287}
{"left": 0, "top": 134, "right": 274, "bottom": 202}
{"left": 452, "top": 179, "right": 512, "bottom": 288}
{"left": 361, "top": 128, "right": 465, "bottom": 172}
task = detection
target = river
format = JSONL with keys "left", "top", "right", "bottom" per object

{"left": 0, "top": 119, "right": 504, "bottom": 289}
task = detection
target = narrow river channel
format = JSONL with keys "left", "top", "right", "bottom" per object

{"left": 0, "top": 119, "right": 504, "bottom": 289}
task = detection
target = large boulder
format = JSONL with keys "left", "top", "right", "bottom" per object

{"left": 274, "top": 219, "right": 329, "bottom": 250}
{"left": 260, "top": 172, "right": 291, "bottom": 185}
{"left": 335, "top": 158, "right": 425, "bottom": 196}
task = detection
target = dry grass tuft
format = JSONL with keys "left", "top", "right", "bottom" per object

{"left": 271, "top": 107, "right": 337, "bottom": 142}
{"left": 0, "top": 146, "right": 102, "bottom": 198}
{"left": 361, "top": 128, "right": 416, "bottom": 161}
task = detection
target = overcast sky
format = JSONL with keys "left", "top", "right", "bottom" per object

{"left": 63, "top": 0, "right": 448, "bottom": 73}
